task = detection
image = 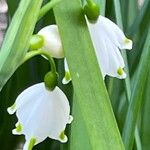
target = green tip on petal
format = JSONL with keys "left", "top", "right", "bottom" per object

{"left": 29, "top": 34, "right": 44, "bottom": 50}
{"left": 16, "top": 123, "right": 22, "bottom": 132}
{"left": 62, "top": 71, "right": 71, "bottom": 84}
{"left": 7, "top": 103, "right": 16, "bottom": 115}
{"left": 84, "top": 2, "right": 100, "bottom": 22}
{"left": 124, "top": 38, "right": 131, "bottom": 44}
{"left": 28, "top": 138, "right": 36, "bottom": 150}
{"left": 65, "top": 71, "right": 71, "bottom": 81}
{"left": 12, "top": 122, "right": 23, "bottom": 135}
{"left": 44, "top": 71, "right": 58, "bottom": 91}
{"left": 117, "top": 67, "right": 124, "bottom": 76}
{"left": 59, "top": 131, "right": 65, "bottom": 140}
{"left": 59, "top": 131, "right": 68, "bottom": 143}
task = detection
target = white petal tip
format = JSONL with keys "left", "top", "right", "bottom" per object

{"left": 123, "top": 38, "right": 133, "bottom": 50}
{"left": 118, "top": 72, "right": 127, "bottom": 79}
{"left": 12, "top": 129, "right": 22, "bottom": 135}
{"left": 7, "top": 108, "right": 14, "bottom": 115}
{"left": 117, "top": 68, "right": 127, "bottom": 79}
{"left": 23, "top": 138, "right": 36, "bottom": 150}
{"left": 62, "top": 71, "right": 72, "bottom": 84}
{"left": 62, "top": 78, "right": 71, "bottom": 85}
{"left": 68, "top": 115, "right": 73, "bottom": 124}
{"left": 59, "top": 131, "right": 68, "bottom": 143}
{"left": 12, "top": 122, "right": 23, "bottom": 135}
{"left": 7, "top": 104, "right": 16, "bottom": 115}
{"left": 59, "top": 135, "right": 68, "bottom": 143}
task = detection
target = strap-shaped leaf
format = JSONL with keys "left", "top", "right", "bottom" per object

{"left": 122, "top": 27, "right": 150, "bottom": 150}
{"left": 54, "top": 0, "right": 124, "bottom": 149}
{"left": 0, "top": 0, "right": 43, "bottom": 91}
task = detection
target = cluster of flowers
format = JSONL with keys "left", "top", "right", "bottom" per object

{"left": 7, "top": 4, "right": 132, "bottom": 150}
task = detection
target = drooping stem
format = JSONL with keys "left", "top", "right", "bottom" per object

{"left": 38, "top": 0, "right": 62, "bottom": 21}
{"left": 22, "top": 49, "right": 56, "bottom": 73}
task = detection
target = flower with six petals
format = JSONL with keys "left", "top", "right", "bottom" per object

{"left": 7, "top": 83, "right": 73, "bottom": 150}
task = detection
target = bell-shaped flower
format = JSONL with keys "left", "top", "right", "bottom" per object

{"left": 86, "top": 15, "right": 132, "bottom": 79}
{"left": 62, "top": 16, "right": 133, "bottom": 83}
{"left": 7, "top": 83, "right": 73, "bottom": 150}
{"left": 37, "top": 15, "right": 132, "bottom": 82}
{"left": 38, "top": 25, "right": 64, "bottom": 58}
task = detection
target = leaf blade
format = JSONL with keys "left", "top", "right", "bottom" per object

{"left": 0, "top": 0, "right": 43, "bottom": 91}
{"left": 54, "top": 0, "right": 124, "bottom": 149}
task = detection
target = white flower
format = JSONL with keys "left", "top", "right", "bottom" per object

{"left": 62, "top": 58, "right": 71, "bottom": 84}
{"left": 7, "top": 83, "right": 73, "bottom": 150}
{"left": 86, "top": 15, "right": 132, "bottom": 79}
{"left": 62, "top": 15, "right": 132, "bottom": 84}
{"left": 38, "top": 25, "right": 64, "bottom": 58}
{"left": 38, "top": 15, "right": 132, "bottom": 82}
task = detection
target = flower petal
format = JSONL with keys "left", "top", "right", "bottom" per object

{"left": 12, "top": 122, "right": 23, "bottom": 135}
{"left": 105, "top": 38, "right": 126, "bottom": 79}
{"left": 7, "top": 103, "right": 16, "bottom": 115}
{"left": 68, "top": 115, "right": 73, "bottom": 124}
{"left": 89, "top": 16, "right": 132, "bottom": 50}
{"left": 13, "top": 83, "right": 45, "bottom": 114}
{"left": 38, "top": 25, "right": 64, "bottom": 58}
{"left": 87, "top": 16, "right": 127, "bottom": 79}
{"left": 23, "top": 137, "right": 36, "bottom": 150}
{"left": 86, "top": 19, "right": 109, "bottom": 78}
{"left": 58, "top": 131, "right": 68, "bottom": 143}
{"left": 14, "top": 83, "right": 70, "bottom": 144}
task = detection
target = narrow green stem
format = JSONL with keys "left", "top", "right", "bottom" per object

{"left": 22, "top": 49, "right": 56, "bottom": 73}
{"left": 38, "top": 0, "right": 62, "bottom": 21}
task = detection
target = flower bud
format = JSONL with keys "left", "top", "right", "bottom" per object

{"left": 44, "top": 71, "right": 58, "bottom": 91}
{"left": 84, "top": 2, "right": 100, "bottom": 22}
{"left": 29, "top": 35, "right": 44, "bottom": 50}
{"left": 38, "top": 25, "right": 64, "bottom": 58}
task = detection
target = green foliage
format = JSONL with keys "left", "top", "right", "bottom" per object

{"left": 0, "top": 0, "right": 43, "bottom": 91}
{"left": 54, "top": 0, "right": 124, "bottom": 149}
{"left": 0, "top": 0, "right": 150, "bottom": 150}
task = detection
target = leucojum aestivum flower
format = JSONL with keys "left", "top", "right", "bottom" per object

{"left": 37, "top": 13, "right": 132, "bottom": 83}
{"left": 7, "top": 32, "right": 73, "bottom": 149}
{"left": 7, "top": 1, "right": 133, "bottom": 150}
{"left": 7, "top": 71, "right": 73, "bottom": 150}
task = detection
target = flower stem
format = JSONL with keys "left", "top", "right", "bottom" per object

{"left": 22, "top": 49, "right": 56, "bottom": 73}
{"left": 38, "top": 0, "right": 62, "bottom": 21}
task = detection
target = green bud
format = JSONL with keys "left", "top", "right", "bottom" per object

{"left": 29, "top": 34, "right": 44, "bottom": 50}
{"left": 44, "top": 71, "right": 58, "bottom": 91}
{"left": 84, "top": 2, "right": 100, "bottom": 22}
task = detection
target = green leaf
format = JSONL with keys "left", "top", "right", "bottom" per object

{"left": 0, "top": 0, "right": 43, "bottom": 91}
{"left": 7, "top": 0, "right": 20, "bottom": 18}
{"left": 140, "top": 71, "right": 150, "bottom": 149}
{"left": 122, "top": 27, "right": 150, "bottom": 150}
{"left": 54, "top": 0, "right": 124, "bottom": 149}
{"left": 97, "top": 0, "right": 106, "bottom": 15}
{"left": 113, "top": 1, "right": 142, "bottom": 150}
{"left": 127, "top": 0, "right": 150, "bottom": 37}
{"left": 113, "top": 0, "right": 131, "bottom": 101}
